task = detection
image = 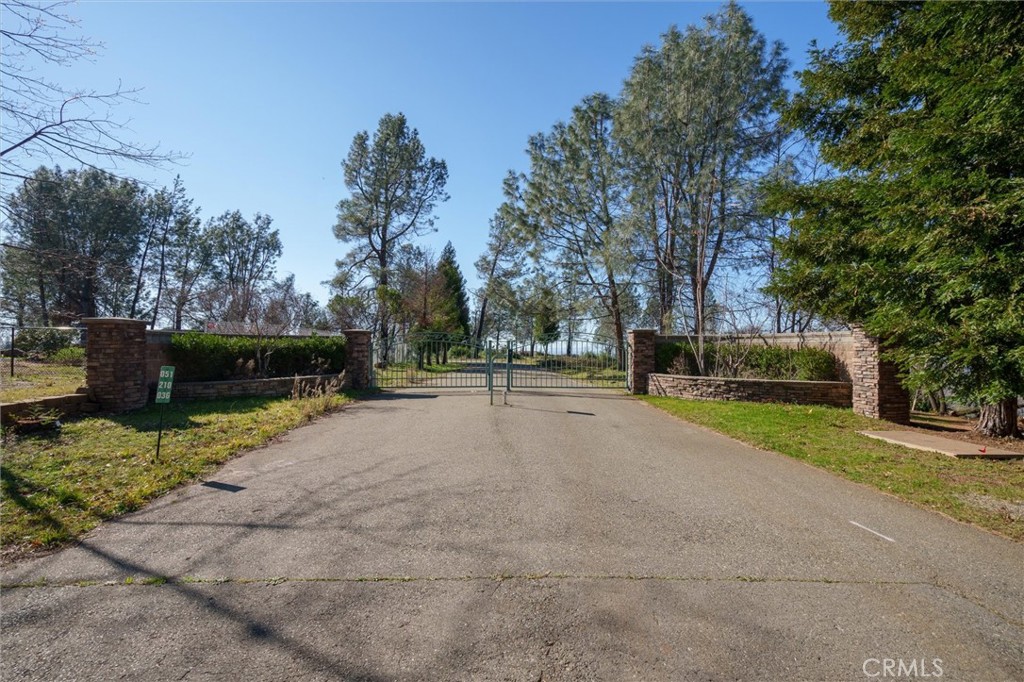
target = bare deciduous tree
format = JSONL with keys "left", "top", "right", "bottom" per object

{"left": 1, "top": 0, "right": 178, "bottom": 212}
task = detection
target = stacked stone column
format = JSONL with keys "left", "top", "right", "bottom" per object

{"left": 343, "top": 329, "right": 372, "bottom": 389}
{"left": 627, "top": 329, "right": 656, "bottom": 395}
{"left": 850, "top": 325, "right": 910, "bottom": 424}
{"left": 83, "top": 318, "right": 148, "bottom": 412}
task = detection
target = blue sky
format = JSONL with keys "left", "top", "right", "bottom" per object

{"left": 16, "top": 1, "right": 840, "bottom": 305}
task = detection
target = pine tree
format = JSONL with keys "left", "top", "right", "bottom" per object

{"left": 436, "top": 242, "right": 470, "bottom": 338}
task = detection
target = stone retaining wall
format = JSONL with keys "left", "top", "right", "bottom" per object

{"left": 648, "top": 374, "right": 853, "bottom": 408}
{"left": 631, "top": 327, "right": 910, "bottom": 423}
{"left": 1, "top": 391, "right": 98, "bottom": 426}
{"left": 168, "top": 372, "right": 349, "bottom": 401}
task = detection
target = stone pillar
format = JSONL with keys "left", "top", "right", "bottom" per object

{"left": 851, "top": 325, "right": 910, "bottom": 424}
{"left": 343, "top": 329, "right": 372, "bottom": 389}
{"left": 628, "top": 329, "right": 656, "bottom": 395}
{"left": 83, "top": 318, "right": 148, "bottom": 412}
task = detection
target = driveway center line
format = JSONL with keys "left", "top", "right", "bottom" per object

{"left": 850, "top": 520, "right": 896, "bottom": 543}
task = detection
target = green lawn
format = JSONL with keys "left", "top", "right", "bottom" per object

{"left": 548, "top": 366, "right": 626, "bottom": 385}
{"left": 642, "top": 397, "right": 1024, "bottom": 541}
{"left": 1, "top": 392, "right": 352, "bottom": 560}
{"left": 374, "top": 361, "right": 470, "bottom": 387}
{"left": 0, "top": 362, "right": 85, "bottom": 403}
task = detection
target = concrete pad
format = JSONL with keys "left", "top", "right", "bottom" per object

{"left": 859, "top": 430, "right": 1023, "bottom": 459}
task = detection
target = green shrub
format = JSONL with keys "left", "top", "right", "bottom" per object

{"left": 169, "top": 332, "right": 346, "bottom": 382}
{"left": 653, "top": 341, "right": 838, "bottom": 381}
{"left": 655, "top": 342, "right": 685, "bottom": 373}
{"left": 792, "top": 347, "right": 840, "bottom": 381}
{"left": 739, "top": 345, "right": 793, "bottom": 380}
{"left": 655, "top": 342, "right": 710, "bottom": 375}
{"left": 448, "top": 345, "right": 472, "bottom": 359}
{"left": 49, "top": 346, "right": 86, "bottom": 365}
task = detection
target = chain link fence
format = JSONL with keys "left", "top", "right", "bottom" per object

{"left": 0, "top": 327, "right": 87, "bottom": 403}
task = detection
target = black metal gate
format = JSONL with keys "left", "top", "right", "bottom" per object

{"left": 371, "top": 332, "right": 492, "bottom": 389}
{"left": 370, "top": 332, "right": 626, "bottom": 392}
{"left": 504, "top": 334, "right": 626, "bottom": 390}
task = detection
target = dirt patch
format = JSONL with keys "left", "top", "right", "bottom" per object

{"left": 959, "top": 493, "right": 1024, "bottom": 523}
{"left": 908, "top": 412, "right": 1024, "bottom": 455}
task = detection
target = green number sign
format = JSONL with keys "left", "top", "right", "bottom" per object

{"left": 155, "top": 365, "right": 175, "bottom": 404}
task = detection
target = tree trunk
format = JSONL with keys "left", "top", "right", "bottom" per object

{"left": 130, "top": 227, "right": 156, "bottom": 319}
{"left": 975, "top": 398, "right": 1020, "bottom": 438}
{"left": 37, "top": 274, "right": 49, "bottom": 327}
{"left": 151, "top": 232, "right": 170, "bottom": 329}
{"left": 474, "top": 296, "right": 488, "bottom": 352}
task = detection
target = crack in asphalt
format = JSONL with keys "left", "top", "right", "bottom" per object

{"left": 2, "top": 572, "right": 933, "bottom": 590}
{"left": 9, "top": 572, "right": 1019, "bottom": 629}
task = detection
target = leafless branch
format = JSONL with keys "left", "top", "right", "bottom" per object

{"left": 1, "top": 0, "right": 183, "bottom": 208}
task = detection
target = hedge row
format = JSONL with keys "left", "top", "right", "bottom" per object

{"left": 654, "top": 342, "right": 839, "bottom": 382}
{"left": 169, "top": 332, "right": 346, "bottom": 382}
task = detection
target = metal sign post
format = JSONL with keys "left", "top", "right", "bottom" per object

{"left": 155, "top": 365, "right": 175, "bottom": 460}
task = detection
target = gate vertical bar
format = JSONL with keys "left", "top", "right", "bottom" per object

{"left": 506, "top": 341, "right": 513, "bottom": 390}
{"left": 9, "top": 327, "right": 14, "bottom": 378}
{"left": 625, "top": 336, "right": 632, "bottom": 392}
{"left": 368, "top": 339, "right": 376, "bottom": 388}
{"left": 487, "top": 341, "right": 493, "bottom": 404}
{"left": 486, "top": 342, "right": 493, "bottom": 392}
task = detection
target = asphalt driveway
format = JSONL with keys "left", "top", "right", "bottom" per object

{"left": 2, "top": 390, "right": 1022, "bottom": 680}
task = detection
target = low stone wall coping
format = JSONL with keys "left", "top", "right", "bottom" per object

{"left": 1, "top": 393, "right": 96, "bottom": 425}
{"left": 655, "top": 331, "right": 852, "bottom": 343}
{"left": 81, "top": 317, "right": 146, "bottom": 325}
{"left": 650, "top": 374, "right": 850, "bottom": 387}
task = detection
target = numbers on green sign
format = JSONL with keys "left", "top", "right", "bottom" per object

{"left": 156, "top": 365, "right": 175, "bottom": 404}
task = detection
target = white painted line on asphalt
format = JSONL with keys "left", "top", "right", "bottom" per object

{"left": 849, "top": 520, "right": 896, "bottom": 543}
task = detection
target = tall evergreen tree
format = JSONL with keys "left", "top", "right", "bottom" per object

{"left": 474, "top": 176, "right": 528, "bottom": 348}
{"left": 149, "top": 178, "right": 207, "bottom": 330}
{"left": 769, "top": 1, "right": 1024, "bottom": 436}
{"left": 332, "top": 113, "right": 449, "bottom": 361}
{"left": 203, "top": 211, "right": 282, "bottom": 326}
{"left": 2, "top": 166, "right": 145, "bottom": 324}
{"left": 617, "top": 1, "right": 787, "bottom": 346}
{"left": 436, "top": 242, "right": 470, "bottom": 339}
{"left": 519, "top": 93, "right": 634, "bottom": 369}
{"left": 532, "top": 285, "right": 560, "bottom": 352}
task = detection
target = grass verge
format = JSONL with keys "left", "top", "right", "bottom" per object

{"left": 641, "top": 397, "right": 1024, "bottom": 541}
{"left": 0, "top": 363, "right": 85, "bottom": 403}
{"left": 1, "top": 392, "right": 352, "bottom": 560}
